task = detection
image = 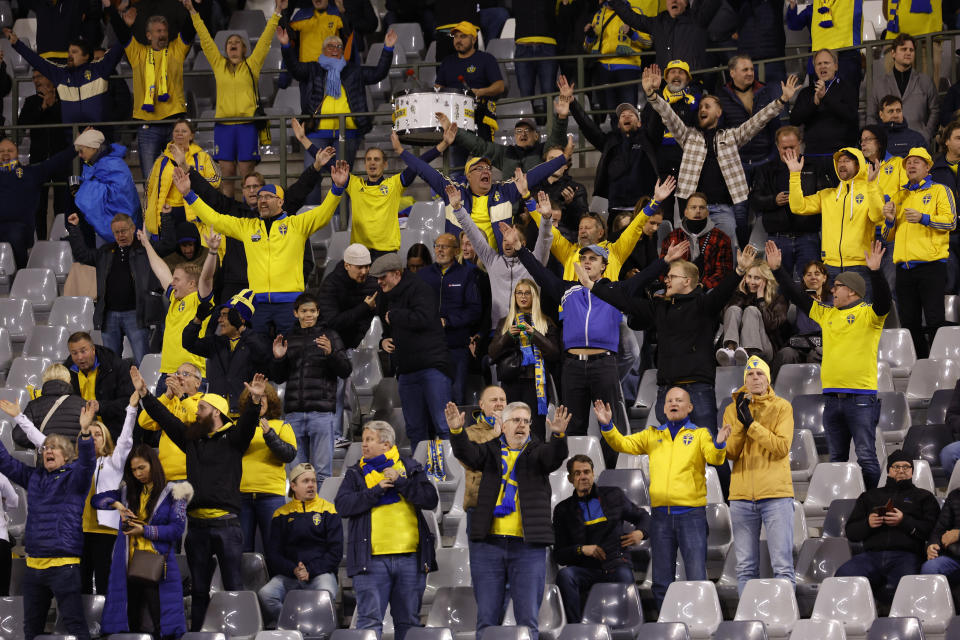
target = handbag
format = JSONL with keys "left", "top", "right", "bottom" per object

{"left": 494, "top": 349, "right": 524, "bottom": 384}
{"left": 244, "top": 61, "right": 271, "bottom": 146}
{"left": 128, "top": 548, "right": 166, "bottom": 585}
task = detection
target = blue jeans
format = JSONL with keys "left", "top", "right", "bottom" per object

{"left": 835, "top": 549, "right": 918, "bottom": 604}
{"left": 238, "top": 492, "right": 286, "bottom": 553}
{"left": 397, "top": 368, "right": 452, "bottom": 448}
{"left": 655, "top": 382, "right": 729, "bottom": 497}
{"left": 334, "top": 374, "right": 350, "bottom": 441}
{"left": 353, "top": 553, "right": 426, "bottom": 640}
{"left": 769, "top": 233, "right": 822, "bottom": 280}
{"left": 941, "top": 441, "right": 960, "bottom": 477}
{"left": 258, "top": 572, "right": 338, "bottom": 625}
{"left": 470, "top": 536, "right": 546, "bottom": 640}
{"left": 185, "top": 520, "right": 245, "bottom": 630}
{"left": 922, "top": 555, "right": 960, "bottom": 585}
{"left": 826, "top": 265, "right": 874, "bottom": 303}
{"left": 251, "top": 300, "right": 296, "bottom": 336}
{"left": 649, "top": 508, "right": 708, "bottom": 608}
{"left": 823, "top": 393, "right": 882, "bottom": 489}
{"left": 478, "top": 7, "right": 509, "bottom": 42}
{"left": 23, "top": 564, "right": 89, "bottom": 640}
{"left": 137, "top": 121, "right": 177, "bottom": 181}
{"left": 103, "top": 309, "right": 150, "bottom": 363}
{"left": 287, "top": 411, "right": 337, "bottom": 482}
{"left": 730, "top": 498, "right": 795, "bottom": 593}
{"left": 556, "top": 563, "right": 634, "bottom": 623}
{"left": 449, "top": 347, "right": 470, "bottom": 405}
{"left": 594, "top": 66, "right": 642, "bottom": 125}
{"left": 708, "top": 204, "right": 738, "bottom": 255}
{"left": 515, "top": 43, "right": 558, "bottom": 120}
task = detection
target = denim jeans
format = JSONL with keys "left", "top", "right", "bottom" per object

{"left": 823, "top": 393, "right": 882, "bottom": 489}
{"left": 708, "top": 204, "right": 738, "bottom": 256}
{"left": 353, "top": 553, "right": 426, "bottom": 640}
{"left": 825, "top": 265, "right": 874, "bottom": 303}
{"left": 287, "top": 411, "right": 337, "bottom": 482}
{"left": 593, "top": 66, "right": 642, "bottom": 126}
{"left": 103, "top": 309, "right": 150, "bottom": 363}
{"left": 734, "top": 158, "right": 770, "bottom": 248}
{"left": 137, "top": 121, "right": 177, "bottom": 181}
{"left": 835, "top": 549, "right": 919, "bottom": 604}
{"left": 23, "top": 564, "right": 90, "bottom": 640}
{"left": 334, "top": 373, "right": 350, "bottom": 442}
{"left": 942, "top": 441, "right": 960, "bottom": 478}
{"left": 556, "top": 563, "right": 634, "bottom": 623}
{"left": 470, "top": 536, "right": 547, "bottom": 640}
{"left": 922, "top": 555, "right": 960, "bottom": 585}
{"left": 947, "top": 232, "right": 960, "bottom": 294}
{"left": 730, "top": 498, "right": 795, "bottom": 593}
{"left": 769, "top": 233, "right": 822, "bottom": 280}
{"left": 478, "top": 7, "right": 509, "bottom": 43}
{"left": 251, "top": 301, "right": 296, "bottom": 337}
{"left": 257, "top": 572, "right": 338, "bottom": 625}
{"left": 186, "top": 520, "right": 245, "bottom": 630}
{"left": 562, "top": 353, "right": 622, "bottom": 469}
{"left": 515, "top": 43, "right": 558, "bottom": 121}
{"left": 649, "top": 507, "right": 708, "bottom": 608}
{"left": 655, "top": 382, "right": 729, "bottom": 498}
{"left": 449, "top": 346, "right": 470, "bottom": 405}
{"left": 239, "top": 492, "right": 286, "bottom": 553}
{"left": 397, "top": 368, "right": 452, "bottom": 448}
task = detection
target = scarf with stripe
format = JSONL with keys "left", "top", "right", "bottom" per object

{"left": 142, "top": 48, "right": 170, "bottom": 112}
{"left": 359, "top": 445, "right": 406, "bottom": 506}
{"left": 425, "top": 438, "right": 448, "bottom": 482}
{"left": 578, "top": 494, "right": 608, "bottom": 526}
{"left": 517, "top": 314, "right": 548, "bottom": 416}
{"left": 493, "top": 436, "right": 529, "bottom": 518}
{"left": 886, "top": 0, "right": 933, "bottom": 35}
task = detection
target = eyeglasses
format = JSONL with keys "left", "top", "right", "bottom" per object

{"left": 890, "top": 463, "right": 913, "bottom": 471}
{"left": 257, "top": 193, "right": 280, "bottom": 200}
{"left": 38, "top": 444, "right": 63, "bottom": 453}
{"left": 468, "top": 164, "right": 490, "bottom": 173}
{"left": 505, "top": 417, "right": 531, "bottom": 425}
{"left": 324, "top": 43, "right": 344, "bottom": 50}
{"left": 175, "top": 370, "right": 201, "bottom": 379}
{"left": 243, "top": 183, "right": 264, "bottom": 191}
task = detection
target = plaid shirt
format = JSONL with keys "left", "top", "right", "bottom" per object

{"left": 649, "top": 92, "right": 785, "bottom": 203}
{"left": 660, "top": 227, "right": 733, "bottom": 290}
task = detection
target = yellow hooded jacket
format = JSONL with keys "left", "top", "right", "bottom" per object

{"left": 884, "top": 176, "right": 957, "bottom": 264}
{"left": 145, "top": 142, "right": 221, "bottom": 234}
{"left": 600, "top": 419, "right": 726, "bottom": 508}
{"left": 723, "top": 386, "right": 794, "bottom": 502}
{"left": 789, "top": 147, "right": 884, "bottom": 268}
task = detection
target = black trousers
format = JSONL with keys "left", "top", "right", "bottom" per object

{"left": 0, "top": 538, "right": 11, "bottom": 597}
{"left": 896, "top": 261, "right": 946, "bottom": 359}
{"left": 127, "top": 578, "right": 161, "bottom": 635}
{"left": 81, "top": 532, "right": 115, "bottom": 595}
{"left": 561, "top": 353, "right": 622, "bottom": 468}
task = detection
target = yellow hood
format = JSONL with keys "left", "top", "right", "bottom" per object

{"left": 832, "top": 146, "right": 870, "bottom": 184}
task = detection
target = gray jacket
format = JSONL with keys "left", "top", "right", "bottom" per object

{"left": 867, "top": 66, "right": 939, "bottom": 142}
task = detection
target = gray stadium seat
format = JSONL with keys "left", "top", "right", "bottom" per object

{"left": 6, "top": 485, "right": 25, "bottom": 540}
{"left": 48, "top": 214, "right": 67, "bottom": 241}
{"left": 110, "top": 635, "right": 155, "bottom": 640}
{"left": 714, "top": 366, "right": 744, "bottom": 406}
{"left": 658, "top": 581, "right": 722, "bottom": 639}
{"left": 479, "top": 628, "right": 531, "bottom": 640}
{"left": 424, "top": 586, "right": 477, "bottom": 640}
{"left": 790, "top": 429, "right": 818, "bottom": 486}
{"left": 598, "top": 469, "right": 649, "bottom": 507}
{"left": 350, "top": 349, "right": 383, "bottom": 397}
{"left": 557, "top": 625, "right": 612, "bottom": 640}
{"left": 276, "top": 589, "right": 337, "bottom": 639}
{"left": 22, "top": 325, "right": 69, "bottom": 360}
{"left": 406, "top": 201, "right": 445, "bottom": 236}
{"left": 10, "top": 268, "right": 57, "bottom": 313}
{"left": 48, "top": 297, "right": 94, "bottom": 333}
{"left": 877, "top": 391, "right": 910, "bottom": 446}
{"left": 773, "top": 364, "right": 821, "bottom": 402}
{"left": 389, "top": 22, "right": 425, "bottom": 59}
{"left": 255, "top": 633, "right": 303, "bottom": 640}
{"left": 788, "top": 620, "right": 845, "bottom": 640}
{"left": 501, "top": 584, "right": 566, "bottom": 640}
{"left": 26, "top": 241, "right": 72, "bottom": 285}
{"left": 734, "top": 579, "right": 798, "bottom": 640}
{"left": 866, "top": 617, "right": 923, "bottom": 640}
{"left": 0, "top": 327, "right": 11, "bottom": 374}
{"left": 878, "top": 328, "right": 917, "bottom": 378}
{"left": 931, "top": 326, "right": 960, "bottom": 360}
{"left": 405, "top": 630, "right": 453, "bottom": 640}
{"left": 228, "top": 10, "right": 265, "bottom": 36}
{"left": 803, "top": 463, "right": 865, "bottom": 527}
{"left": 811, "top": 577, "right": 876, "bottom": 640}
{"left": 635, "top": 368, "right": 657, "bottom": 411}
{"left": 0, "top": 298, "right": 35, "bottom": 343}
{"left": 637, "top": 623, "right": 690, "bottom": 640}
{"left": 5, "top": 357, "right": 51, "bottom": 391}
{"left": 790, "top": 394, "right": 827, "bottom": 453}
{"left": 706, "top": 503, "right": 733, "bottom": 562}
{"left": 713, "top": 621, "right": 768, "bottom": 640}
{"left": 906, "top": 358, "right": 960, "bottom": 408}
{"left": 0, "top": 242, "right": 15, "bottom": 291}
{"left": 137, "top": 353, "right": 163, "bottom": 394}
{"left": 200, "top": 591, "right": 262, "bottom": 640}
{"left": 330, "top": 632, "right": 377, "bottom": 640}
{"left": 889, "top": 574, "right": 955, "bottom": 636}
{"left": 795, "top": 539, "right": 852, "bottom": 616}
{"left": 822, "top": 498, "right": 857, "bottom": 539}
{"left": 53, "top": 594, "right": 104, "bottom": 637}
{"left": 241, "top": 553, "right": 269, "bottom": 593}
{"left": 272, "top": 87, "right": 301, "bottom": 112}
{"left": 902, "top": 426, "right": 954, "bottom": 482}
{"left": 424, "top": 547, "right": 471, "bottom": 605}
{"left": 0, "top": 595, "right": 23, "bottom": 640}
{"left": 318, "top": 477, "right": 342, "bottom": 503}
{"left": 926, "top": 388, "right": 954, "bottom": 425}
{"left": 580, "top": 583, "right": 643, "bottom": 640}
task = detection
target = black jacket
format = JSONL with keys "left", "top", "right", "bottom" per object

{"left": 141, "top": 393, "right": 258, "bottom": 516}
{"left": 717, "top": 81, "right": 780, "bottom": 163}
{"left": 376, "top": 273, "right": 450, "bottom": 377}
{"left": 931, "top": 154, "right": 960, "bottom": 202}
{"left": 534, "top": 174, "right": 589, "bottom": 237}
{"left": 590, "top": 260, "right": 743, "bottom": 386}
{"left": 316, "top": 261, "right": 379, "bottom": 349}
{"left": 732, "top": 0, "right": 786, "bottom": 60}
{"left": 790, "top": 78, "right": 860, "bottom": 155}
{"left": 930, "top": 488, "right": 960, "bottom": 557}
{"left": 182, "top": 322, "right": 271, "bottom": 413}
{"left": 450, "top": 427, "right": 568, "bottom": 545}
{"left": 417, "top": 261, "right": 483, "bottom": 350}
{"left": 15, "top": 380, "right": 85, "bottom": 449}
{"left": 882, "top": 120, "right": 928, "bottom": 159}
{"left": 553, "top": 484, "right": 650, "bottom": 570}
{"left": 845, "top": 478, "right": 940, "bottom": 555}
{"left": 488, "top": 317, "right": 561, "bottom": 385}
{"left": 513, "top": 0, "right": 557, "bottom": 41}
{"left": 607, "top": 0, "right": 723, "bottom": 71}
{"left": 270, "top": 324, "right": 352, "bottom": 414}
{"left": 62, "top": 345, "right": 135, "bottom": 440}
{"left": 749, "top": 158, "right": 825, "bottom": 234}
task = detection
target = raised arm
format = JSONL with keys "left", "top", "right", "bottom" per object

{"left": 449, "top": 187, "right": 497, "bottom": 265}
{"left": 784, "top": 149, "right": 823, "bottom": 214}
{"left": 136, "top": 229, "right": 173, "bottom": 290}
{"left": 400, "top": 148, "right": 451, "bottom": 199}
{"left": 766, "top": 240, "right": 815, "bottom": 315}
{"left": 198, "top": 229, "right": 219, "bottom": 299}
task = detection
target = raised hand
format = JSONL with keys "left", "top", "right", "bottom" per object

{"left": 390, "top": 130, "right": 404, "bottom": 156}
{"left": 444, "top": 401, "right": 465, "bottom": 431}
{"left": 204, "top": 228, "right": 221, "bottom": 252}
{"left": 67, "top": 213, "right": 80, "bottom": 226}
{"left": 557, "top": 74, "right": 574, "bottom": 100}
{"left": 330, "top": 160, "right": 350, "bottom": 187}
{"left": 165, "top": 374, "right": 182, "bottom": 398}
{"left": 764, "top": 239, "right": 782, "bottom": 270}
{"left": 172, "top": 167, "right": 191, "bottom": 195}
{"left": 130, "top": 365, "right": 148, "bottom": 396}
{"left": 513, "top": 167, "right": 528, "bottom": 197}
{"left": 537, "top": 190, "right": 552, "bottom": 216}
{"left": 782, "top": 148, "right": 803, "bottom": 173}
{"left": 384, "top": 29, "right": 398, "bottom": 49}
{"left": 273, "top": 0, "right": 287, "bottom": 13}
{"left": 664, "top": 240, "right": 690, "bottom": 263}
{"left": 574, "top": 261, "right": 593, "bottom": 289}
{"left": 181, "top": 0, "right": 197, "bottom": 14}
{"left": 736, "top": 244, "right": 758, "bottom": 273}
{"left": 641, "top": 64, "right": 661, "bottom": 95}
{"left": 122, "top": 5, "right": 137, "bottom": 26}
{"left": 276, "top": 26, "right": 289, "bottom": 46}
{"left": 554, "top": 94, "right": 570, "bottom": 119}
{"left": 0, "top": 399, "right": 19, "bottom": 418}
{"left": 592, "top": 399, "right": 612, "bottom": 425}
{"left": 867, "top": 159, "right": 880, "bottom": 183}
{"left": 865, "top": 239, "right": 885, "bottom": 271}
{"left": 547, "top": 405, "right": 571, "bottom": 434}
{"left": 442, "top": 119, "right": 458, "bottom": 147}
{"left": 291, "top": 117, "right": 305, "bottom": 142}
{"left": 318, "top": 146, "right": 337, "bottom": 168}
{"left": 244, "top": 372, "right": 267, "bottom": 401}
{"left": 129, "top": 389, "right": 141, "bottom": 407}
{"left": 653, "top": 175, "right": 677, "bottom": 202}
{"left": 445, "top": 184, "right": 462, "bottom": 210}
{"left": 272, "top": 335, "right": 287, "bottom": 359}
{"left": 564, "top": 133, "right": 574, "bottom": 160}
{"left": 79, "top": 400, "right": 99, "bottom": 432}
{"left": 497, "top": 221, "right": 522, "bottom": 253}
{"left": 779, "top": 74, "right": 800, "bottom": 102}
{"left": 136, "top": 228, "right": 149, "bottom": 245}
{"left": 716, "top": 423, "right": 732, "bottom": 444}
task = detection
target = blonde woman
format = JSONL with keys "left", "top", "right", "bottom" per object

{"left": 14, "top": 363, "right": 85, "bottom": 448}
{"left": 144, "top": 119, "right": 221, "bottom": 234}
{"left": 1, "top": 392, "right": 137, "bottom": 594}
{"left": 717, "top": 260, "right": 788, "bottom": 365}
{"left": 184, "top": 0, "right": 285, "bottom": 196}
{"left": 487, "top": 279, "right": 560, "bottom": 441}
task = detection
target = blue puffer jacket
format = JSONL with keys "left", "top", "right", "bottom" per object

{"left": 334, "top": 454, "right": 438, "bottom": 578}
{"left": 417, "top": 261, "right": 483, "bottom": 349}
{"left": 0, "top": 435, "right": 96, "bottom": 558}
{"left": 75, "top": 143, "right": 144, "bottom": 242}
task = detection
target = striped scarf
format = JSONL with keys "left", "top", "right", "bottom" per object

{"left": 493, "top": 436, "right": 528, "bottom": 518}
{"left": 142, "top": 48, "right": 170, "bottom": 113}
{"left": 424, "top": 438, "right": 448, "bottom": 482}
{"left": 887, "top": 0, "right": 934, "bottom": 34}
{"left": 517, "top": 314, "right": 548, "bottom": 416}
{"left": 359, "top": 445, "right": 406, "bottom": 506}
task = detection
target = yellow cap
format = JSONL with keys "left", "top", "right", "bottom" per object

{"left": 199, "top": 394, "right": 232, "bottom": 419}
{"left": 663, "top": 59, "right": 691, "bottom": 80}
{"left": 464, "top": 156, "right": 492, "bottom": 173}
{"left": 904, "top": 147, "right": 933, "bottom": 166}
{"left": 450, "top": 21, "right": 478, "bottom": 37}
{"left": 743, "top": 356, "right": 771, "bottom": 385}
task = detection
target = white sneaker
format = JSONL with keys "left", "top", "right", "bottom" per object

{"left": 716, "top": 348, "right": 735, "bottom": 366}
{"left": 734, "top": 347, "right": 750, "bottom": 365}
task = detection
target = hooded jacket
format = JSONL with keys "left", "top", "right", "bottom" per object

{"left": 789, "top": 147, "right": 885, "bottom": 268}
{"left": 146, "top": 142, "right": 221, "bottom": 234}
{"left": 75, "top": 143, "right": 143, "bottom": 243}
{"left": 182, "top": 322, "right": 271, "bottom": 413}
{"left": 723, "top": 384, "right": 794, "bottom": 502}
{"left": 884, "top": 175, "right": 957, "bottom": 265}
{"left": 750, "top": 158, "right": 825, "bottom": 234}
{"left": 16, "top": 379, "right": 85, "bottom": 449}
{"left": 845, "top": 478, "right": 939, "bottom": 554}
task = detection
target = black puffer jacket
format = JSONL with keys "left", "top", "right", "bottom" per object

{"left": 15, "top": 380, "right": 85, "bottom": 448}
{"left": 846, "top": 478, "right": 940, "bottom": 555}
{"left": 376, "top": 272, "right": 450, "bottom": 377}
{"left": 182, "top": 323, "right": 271, "bottom": 413}
{"left": 316, "top": 261, "right": 378, "bottom": 350}
{"left": 270, "top": 324, "right": 352, "bottom": 413}
{"left": 930, "top": 488, "right": 960, "bottom": 557}
{"left": 61, "top": 345, "right": 135, "bottom": 440}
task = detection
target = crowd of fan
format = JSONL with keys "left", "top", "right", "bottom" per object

{"left": 6, "top": 0, "right": 960, "bottom": 638}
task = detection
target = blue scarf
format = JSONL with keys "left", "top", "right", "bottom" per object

{"left": 425, "top": 439, "right": 448, "bottom": 482}
{"left": 517, "top": 314, "right": 548, "bottom": 415}
{"left": 317, "top": 55, "right": 347, "bottom": 99}
{"left": 492, "top": 435, "right": 529, "bottom": 518}
{"left": 359, "top": 446, "right": 404, "bottom": 506}
{"left": 578, "top": 495, "right": 608, "bottom": 525}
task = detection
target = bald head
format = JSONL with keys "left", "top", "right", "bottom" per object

{"left": 479, "top": 385, "right": 507, "bottom": 419}
{"left": 663, "top": 386, "right": 693, "bottom": 422}
{"left": 434, "top": 233, "right": 459, "bottom": 267}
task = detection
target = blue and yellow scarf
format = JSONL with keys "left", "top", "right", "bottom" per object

{"left": 142, "top": 48, "right": 170, "bottom": 113}
{"left": 425, "top": 439, "right": 448, "bottom": 482}
{"left": 359, "top": 445, "right": 406, "bottom": 506}
{"left": 493, "top": 436, "right": 529, "bottom": 517}
{"left": 517, "top": 314, "right": 548, "bottom": 416}
{"left": 886, "top": 0, "right": 933, "bottom": 34}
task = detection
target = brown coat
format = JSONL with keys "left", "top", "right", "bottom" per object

{"left": 463, "top": 418, "right": 500, "bottom": 510}
{"left": 723, "top": 384, "right": 794, "bottom": 502}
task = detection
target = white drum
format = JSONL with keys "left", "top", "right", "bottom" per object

{"left": 393, "top": 91, "right": 477, "bottom": 145}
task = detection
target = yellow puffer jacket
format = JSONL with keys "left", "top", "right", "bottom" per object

{"left": 145, "top": 142, "right": 221, "bottom": 234}
{"left": 723, "top": 385, "right": 794, "bottom": 502}
{"left": 601, "top": 419, "right": 726, "bottom": 508}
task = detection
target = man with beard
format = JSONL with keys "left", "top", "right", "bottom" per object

{"left": 129, "top": 366, "right": 262, "bottom": 631}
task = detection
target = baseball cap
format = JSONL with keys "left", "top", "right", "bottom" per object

{"left": 514, "top": 118, "right": 537, "bottom": 132}
{"left": 370, "top": 253, "right": 404, "bottom": 277}
{"left": 834, "top": 271, "right": 866, "bottom": 299}
{"left": 465, "top": 156, "right": 492, "bottom": 173}
{"left": 615, "top": 103, "right": 639, "bottom": 120}
{"left": 449, "top": 21, "right": 478, "bottom": 37}
{"left": 904, "top": 147, "right": 933, "bottom": 166}
{"left": 343, "top": 243, "right": 372, "bottom": 266}
{"left": 199, "top": 393, "right": 231, "bottom": 419}
{"left": 258, "top": 184, "right": 285, "bottom": 200}
{"left": 663, "top": 59, "right": 691, "bottom": 80}
{"left": 579, "top": 244, "right": 609, "bottom": 260}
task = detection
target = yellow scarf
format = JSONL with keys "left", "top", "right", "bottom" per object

{"left": 142, "top": 48, "right": 170, "bottom": 113}
{"left": 662, "top": 87, "right": 697, "bottom": 105}
{"left": 359, "top": 445, "right": 407, "bottom": 505}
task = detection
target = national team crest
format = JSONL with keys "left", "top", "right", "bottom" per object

{"left": 278, "top": 223, "right": 288, "bottom": 236}
{"left": 467, "top": 65, "right": 476, "bottom": 73}
{"left": 682, "top": 434, "right": 694, "bottom": 445}
{"left": 379, "top": 183, "right": 389, "bottom": 195}
{"left": 855, "top": 194, "right": 864, "bottom": 204}
{"left": 923, "top": 194, "right": 932, "bottom": 204}
{"left": 884, "top": 165, "right": 893, "bottom": 174}
{"left": 312, "top": 513, "right": 321, "bottom": 526}
{"left": 14, "top": 167, "right": 22, "bottom": 178}
{"left": 846, "top": 313, "right": 856, "bottom": 324}
{"left": 84, "top": 70, "right": 92, "bottom": 81}
{"left": 178, "top": 300, "right": 185, "bottom": 312}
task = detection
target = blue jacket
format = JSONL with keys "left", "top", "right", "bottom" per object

{"left": 718, "top": 81, "right": 781, "bottom": 163}
{"left": 75, "top": 143, "right": 143, "bottom": 242}
{"left": 882, "top": 120, "right": 928, "bottom": 159}
{"left": 13, "top": 40, "right": 125, "bottom": 124}
{"left": 417, "top": 261, "right": 483, "bottom": 349}
{"left": 0, "top": 435, "right": 95, "bottom": 558}
{"left": 334, "top": 454, "right": 438, "bottom": 577}
{"left": 0, "top": 147, "right": 75, "bottom": 229}
{"left": 94, "top": 482, "right": 190, "bottom": 637}
{"left": 280, "top": 44, "right": 392, "bottom": 135}
{"left": 518, "top": 248, "right": 622, "bottom": 353}
{"left": 266, "top": 496, "right": 343, "bottom": 579}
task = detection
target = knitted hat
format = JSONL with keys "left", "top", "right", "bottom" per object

{"left": 886, "top": 449, "right": 912, "bottom": 471}
{"left": 226, "top": 289, "right": 256, "bottom": 322}
{"left": 743, "top": 356, "right": 771, "bottom": 385}
{"left": 343, "top": 243, "right": 372, "bottom": 266}
{"left": 258, "top": 184, "right": 285, "bottom": 200}
{"left": 834, "top": 271, "right": 866, "bottom": 299}
{"left": 73, "top": 129, "right": 105, "bottom": 149}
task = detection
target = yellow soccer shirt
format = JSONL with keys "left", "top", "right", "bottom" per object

{"left": 240, "top": 420, "right": 297, "bottom": 495}
{"left": 160, "top": 287, "right": 211, "bottom": 375}
{"left": 489, "top": 448, "right": 524, "bottom": 537}
{"left": 810, "top": 299, "right": 886, "bottom": 392}
{"left": 290, "top": 9, "right": 344, "bottom": 62}
{"left": 346, "top": 173, "right": 405, "bottom": 251}
{"left": 317, "top": 88, "right": 357, "bottom": 132}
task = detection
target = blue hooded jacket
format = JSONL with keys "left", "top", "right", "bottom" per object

{"left": 75, "top": 143, "right": 143, "bottom": 241}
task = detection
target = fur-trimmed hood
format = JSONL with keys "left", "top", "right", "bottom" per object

{"left": 169, "top": 481, "right": 194, "bottom": 504}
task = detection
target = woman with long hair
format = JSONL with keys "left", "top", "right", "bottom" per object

{"left": 94, "top": 445, "right": 192, "bottom": 637}
{"left": 774, "top": 260, "right": 831, "bottom": 369}
{"left": 487, "top": 279, "right": 560, "bottom": 440}
{"left": 717, "top": 260, "right": 788, "bottom": 365}
{"left": 238, "top": 382, "right": 297, "bottom": 552}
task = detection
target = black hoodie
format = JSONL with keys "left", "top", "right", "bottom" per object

{"left": 845, "top": 478, "right": 940, "bottom": 555}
